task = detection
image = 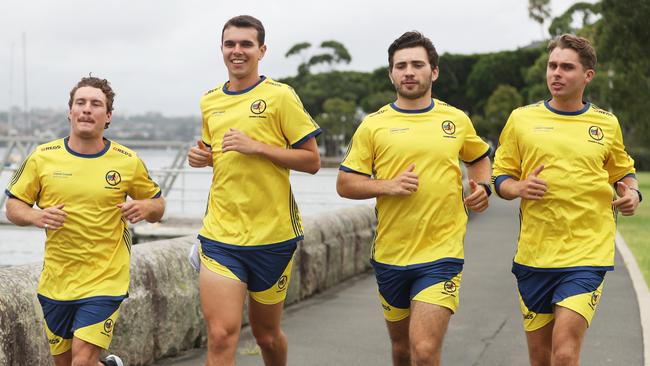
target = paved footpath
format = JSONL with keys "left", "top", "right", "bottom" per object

{"left": 155, "top": 199, "right": 644, "bottom": 365}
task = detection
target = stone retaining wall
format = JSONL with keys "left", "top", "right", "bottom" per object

{"left": 0, "top": 205, "right": 376, "bottom": 366}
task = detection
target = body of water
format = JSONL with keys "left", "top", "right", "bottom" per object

{"left": 0, "top": 148, "right": 370, "bottom": 266}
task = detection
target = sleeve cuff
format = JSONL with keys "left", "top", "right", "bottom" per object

{"left": 291, "top": 129, "right": 322, "bottom": 148}
{"left": 462, "top": 146, "right": 492, "bottom": 164}
{"left": 339, "top": 165, "right": 371, "bottom": 177}
{"left": 4, "top": 189, "right": 34, "bottom": 206}
{"left": 616, "top": 172, "right": 637, "bottom": 182}
{"left": 492, "top": 175, "right": 514, "bottom": 198}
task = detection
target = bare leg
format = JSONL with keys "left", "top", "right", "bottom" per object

{"left": 551, "top": 306, "right": 588, "bottom": 366}
{"left": 52, "top": 350, "right": 72, "bottom": 366}
{"left": 248, "top": 297, "right": 288, "bottom": 366}
{"left": 408, "top": 301, "right": 451, "bottom": 366}
{"left": 385, "top": 316, "right": 410, "bottom": 366}
{"left": 199, "top": 263, "right": 247, "bottom": 366}
{"left": 70, "top": 337, "right": 102, "bottom": 366}
{"left": 525, "top": 321, "right": 554, "bottom": 366}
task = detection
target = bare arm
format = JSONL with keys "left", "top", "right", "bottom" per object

{"left": 5, "top": 198, "right": 67, "bottom": 229}
{"left": 497, "top": 164, "right": 547, "bottom": 200}
{"left": 463, "top": 157, "right": 492, "bottom": 212}
{"left": 222, "top": 129, "right": 320, "bottom": 174}
{"left": 117, "top": 197, "right": 166, "bottom": 224}
{"left": 336, "top": 164, "right": 418, "bottom": 200}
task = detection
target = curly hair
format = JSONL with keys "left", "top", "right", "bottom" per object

{"left": 68, "top": 75, "right": 115, "bottom": 113}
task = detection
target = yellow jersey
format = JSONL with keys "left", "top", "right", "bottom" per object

{"left": 340, "top": 100, "right": 490, "bottom": 266}
{"left": 198, "top": 76, "right": 321, "bottom": 247}
{"left": 492, "top": 101, "right": 636, "bottom": 270}
{"left": 6, "top": 137, "right": 161, "bottom": 300}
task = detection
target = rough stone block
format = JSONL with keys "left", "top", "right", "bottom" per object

{"left": 0, "top": 204, "right": 377, "bottom": 366}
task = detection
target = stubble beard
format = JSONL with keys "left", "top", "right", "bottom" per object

{"left": 395, "top": 79, "right": 433, "bottom": 100}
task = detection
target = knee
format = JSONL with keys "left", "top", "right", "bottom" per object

{"left": 253, "top": 329, "right": 284, "bottom": 351}
{"left": 529, "top": 352, "right": 551, "bottom": 366}
{"left": 552, "top": 346, "right": 579, "bottom": 366}
{"left": 411, "top": 339, "right": 441, "bottom": 365}
{"left": 391, "top": 341, "right": 411, "bottom": 363}
{"left": 206, "top": 325, "right": 239, "bottom": 352}
{"left": 70, "top": 355, "right": 95, "bottom": 366}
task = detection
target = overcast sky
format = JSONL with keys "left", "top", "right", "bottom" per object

{"left": 0, "top": 0, "right": 588, "bottom": 116}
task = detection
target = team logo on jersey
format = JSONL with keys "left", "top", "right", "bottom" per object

{"left": 590, "top": 291, "right": 600, "bottom": 307}
{"left": 277, "top": 275, "right": 288, "bottom": 290}
{"left": 443, "top": 280, "right": 457, "bottom": 293}
{"left": 104, "top": 319, "right": 114, "bottom": 333}
{"left": 106, "top": 170, "right": 122, "bottom": 186}
{"left": 441, "top": 120, "right": 456, "bottom": 135}
{"left": 250, "top": 99, "right": 267, "bottom": 114}
{"left": 589, "top": 126, "right": 604, "bottom": 141}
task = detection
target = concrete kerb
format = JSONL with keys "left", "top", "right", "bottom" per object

{"left": 0, "top": 204, "right": 376, "bottom": 366}
{"left": 615, "top": 232, "right": 650, "bottom": 366}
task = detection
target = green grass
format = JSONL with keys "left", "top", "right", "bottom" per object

{"left": 617, "top": 171, "right": 650, "bottom": 288}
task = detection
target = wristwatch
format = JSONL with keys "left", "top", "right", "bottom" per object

{"left": 630, "top": 187, "right": 643, "bottom": 203}
{"left": 477, "top": 182, "right": 492, "bottom": 197}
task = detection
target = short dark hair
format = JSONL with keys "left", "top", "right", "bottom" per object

{"left": 548, "top": 34, "right": 597, "bottom": 70}
{"left": 68, "top": 75, "right": 115, "bottom": 113}
{"left": 388, "top": 31, "right": 439, "bottom": 70}
{"left": 222, "top": 15, "right": 265, "bottom": 45}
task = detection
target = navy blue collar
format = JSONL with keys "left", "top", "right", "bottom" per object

{"left": 223, "top": 75, "right": 266, "bottom": 95}
{"left": 390, "top": 99, "right": 435, "bottom": 114}
{"left": 64, "top": 136, "right": 111, "bottom": 158}
{"left": 544, "top": 99, "right": 590, "bottom": 116}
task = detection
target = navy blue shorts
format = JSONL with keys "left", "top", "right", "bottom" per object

{"left": 199, "top": 239, "right": 298, "bottom": 304}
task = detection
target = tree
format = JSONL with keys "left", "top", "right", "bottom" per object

{"left": 466, "top": 48, "right": 543, "bottom": 113}
{"left": 285, "top": 40, "right": 352, "bottom": 75}
{"left": 360, "top": 91, "right": 395, "bottom": 113}
{"left": 436, "top": 53, "right": 481, "bottom": 112}
{"left": 528, "top": 0, "right": 552, "bottom": 38}
{"left": 315, "top": 98, "right": 358, "bottom": 156}
{"left": 547, "top": 2, "right": 601, "bottom": 37}
{"left": 477, "top": 85, "right": 524, "bottom": 144}
{"left": 597, "top": 0, "right": 650, "bottom": 147}
{"left": 522, "top": 53, "right": 549, "bottom": 103}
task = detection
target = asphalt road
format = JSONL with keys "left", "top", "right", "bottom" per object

{"left": 156, "top": 198, "right": 643, "bottom": 365}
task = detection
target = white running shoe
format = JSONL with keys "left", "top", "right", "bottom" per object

{"left": 188, "top": 243, "right": 200, "bottom": 272}
{"left": 102, "top": 354, "right": 124, "bottom": 366}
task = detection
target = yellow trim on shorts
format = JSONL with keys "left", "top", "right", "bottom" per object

{"left": 379, "top": 293, "right": 410, "bottom": 322}
{"left": 557, "top": 280, "right": 604, "bottom": 327}
{"left": 412, "top": 272, "right": 462, "bottom": 314}
{"left": 199, "top": 245, "right": 240, "bottom": 282}
{"left": 250, "top": 254, "right": 295, "bottom": 305}
{"left": 44, "top": 322, "right": 72, "bottom": 355}
{"left": 518, "top": 294, "right": 554, "bottom": 332}
{"left": 74, "top": 309, "right": 120, "bottom": 350}
{"left": 519, "top": 280, "right": 605, "bottom": 332}
{"left": 380, "top": 272, "right": 462, "bottom": 322}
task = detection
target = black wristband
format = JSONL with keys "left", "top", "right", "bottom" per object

{"left": 630, "top": 187, "right": 643, "bottom": 203}
{"left": 478, "top": 182, "right": 492, "bottom": 197}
